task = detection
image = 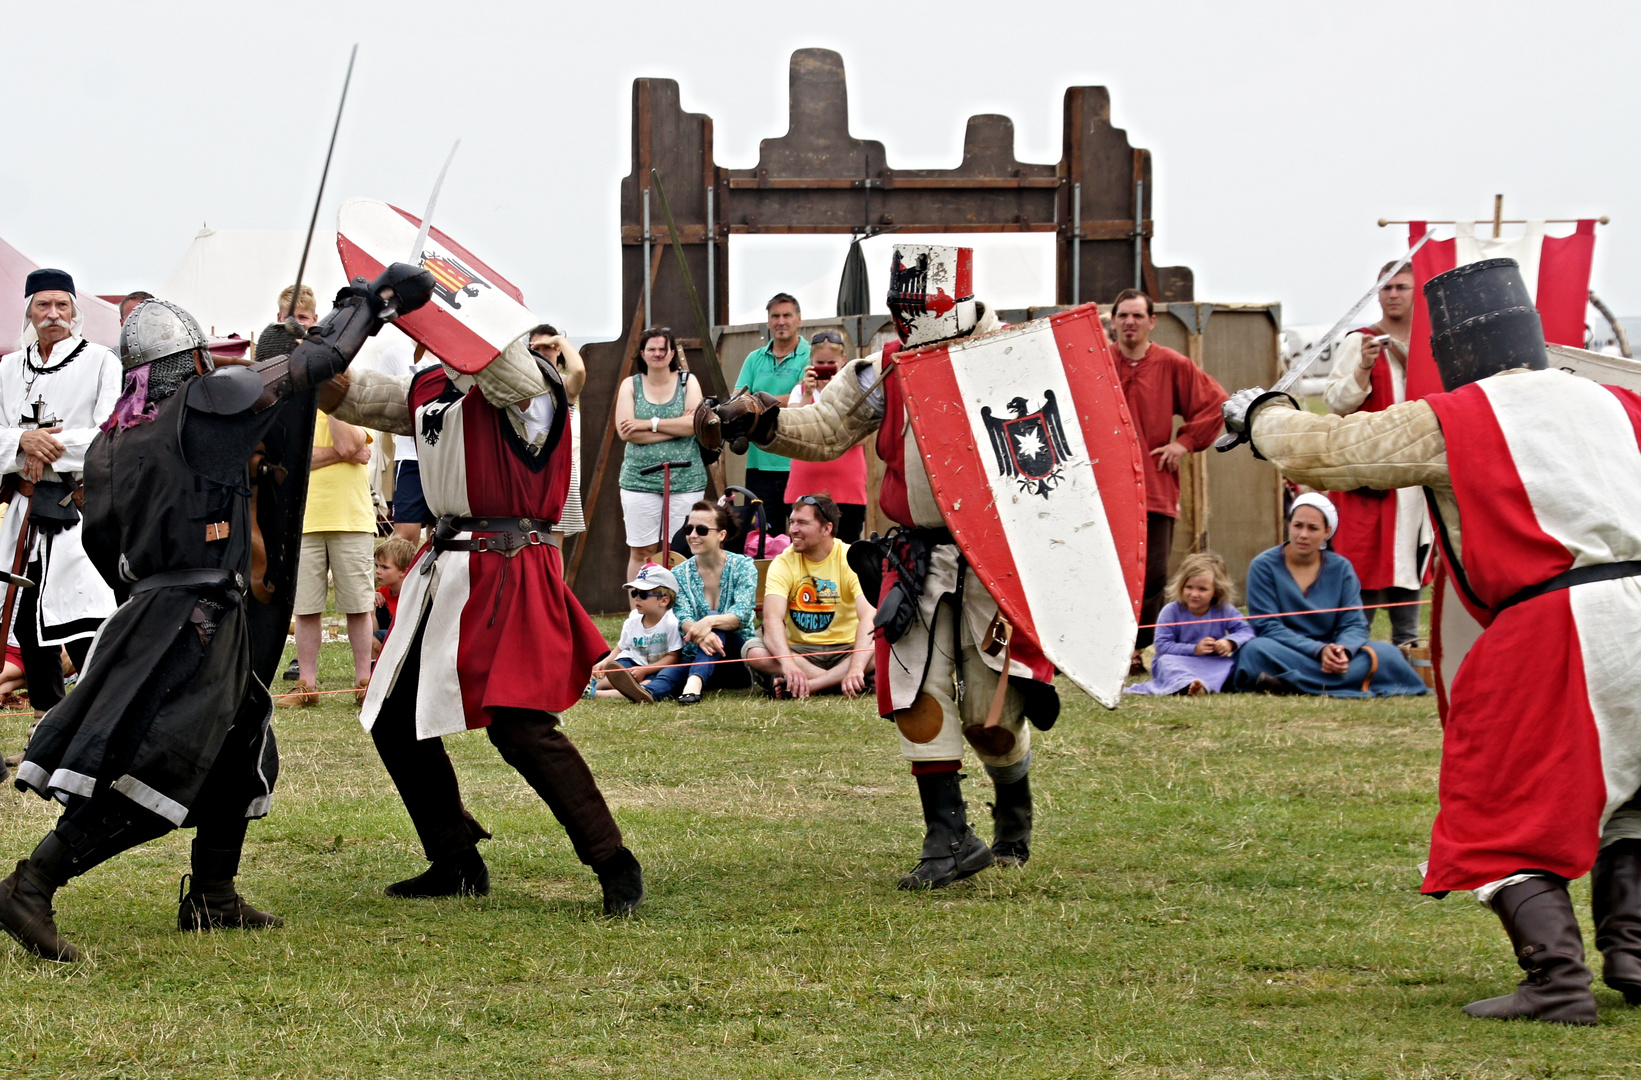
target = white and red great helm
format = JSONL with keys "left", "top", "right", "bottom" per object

{"left": 886, "top": 244, "right": 976, "bottom": 347}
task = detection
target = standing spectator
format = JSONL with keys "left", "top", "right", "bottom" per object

{"left": 117, "top": 291, "right": 153, "bottom": 323}
{"left": 528, "top": 324, "right": 587, "bottom": 543}
{"left": 616, "top": 328, "right": 706, "bottom": 586}
{"left": 1322, "top": 261, "right": 1431, "bottom": 645}
{"left": 0, "top": 269, "right": 120, "bottom": 727}
{"left": 375, "top": 341, "right": 437, "bottom": 543}
{"left": 670, "top": 501, "right": 759, "bottom": 703}
{"left": 784, "top": 331, "right": 868, "bottom": 541}
{"left": 744, "top": 494, "right": 874, "bottom": 699}
{"left": 733, "top": 293, "right": 810, "bottom": 535}
{"left": 1110, "top": 288, "right": 1228, "bottom": 668}
{"left": 278, "top": 408, "right": 375, "bottom": 707}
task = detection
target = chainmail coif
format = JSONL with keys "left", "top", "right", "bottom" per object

{"left": 145, "top": 352, "right": 199, "bottom": 402}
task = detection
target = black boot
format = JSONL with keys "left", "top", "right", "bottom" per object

{"left": 989, "top": 771, "right": 1033, "bottom": 869}
{"left": 177, "top": 838, "right": 282, "bottom": 931}
{"left": 1463, "top": 877, "right": 1597, "bottom": 1024}
{"left": 593, "top": 848, "right": 644, "bottom": 917}
{"left": 385, "top": 848, "right": 490, "bottom": 898}
{"left": 898, "top": 772, "right": 994, "bottom": 890}
{"left": 1593, "top": 838, "right": 1641, "bottom": 1005}
{"left": 0, "top": 832, "right": 78, "bottom": 962}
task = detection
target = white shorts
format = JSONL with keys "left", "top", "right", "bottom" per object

{"left": 620, "top": 487, "right": 706, "bottom": 550}
{"left": 294, "top": 531, "right": 378, "bottom": 615}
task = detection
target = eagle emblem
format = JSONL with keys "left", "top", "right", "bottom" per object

{"left": 982, "top": 390, "right": 1072, "bottom": 497}
{"left": 420, "top": 252, "right": 493, "bottom": 310}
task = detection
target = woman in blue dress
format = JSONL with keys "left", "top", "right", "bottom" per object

{"left": 1232, "top": 493, "right": 1427, "bottom": 697}
{"left": 667, "top": 501, "right": 760, "bottom": 704}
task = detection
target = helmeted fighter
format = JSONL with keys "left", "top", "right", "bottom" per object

{"left": 698, "top": 245, "right": 1062, "bottom": 889}
{"left": 0, "top": 265, "right": 435, "bottom": 962}
{"left": 1220, "top": 257, "right": 1641, "bottom": 1024}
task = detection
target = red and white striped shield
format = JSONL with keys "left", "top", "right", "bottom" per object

{"left": 336, "top": 197, "right": 537, "bottom": 373}
{"left": 895, "top": 304, "right": 1147, "bottom": 706}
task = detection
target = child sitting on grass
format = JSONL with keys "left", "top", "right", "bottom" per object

{"left": 591, "top": 564, "right": 684, "bottom": 704}
{"left": 1125, "top": 551, "right": 1253, "bottom": 696}
{"left": 372, "top": 536, "right": 418, "bottom": 660}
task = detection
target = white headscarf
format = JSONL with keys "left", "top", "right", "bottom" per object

{"left": 1288, "top": 491, "right": 1338, "bottom": 538}
{"left": 17, "top": 293, "right": 84, "bottom": 352}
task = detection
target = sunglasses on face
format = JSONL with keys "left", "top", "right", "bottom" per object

{"left": 684, "top": 524, "right": 717, "bottom": 537}
{"left": 628, "top": 588, "right": 664, "bottom": 600}
{"left": 810, "top": 331, "right": 844, "bottom": 345}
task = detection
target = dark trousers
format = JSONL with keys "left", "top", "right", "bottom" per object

{"left": 16, "top": 561, "right": 92, "bottom": 714}
{"left": 743, "top": 468, "right": 791, "bottom": 537}
{"left": 1360, "top": 586, "right": 1422, "bottom": 646}
{"left": 369, "top": 625, "right": 624, "bottom": 867}
{"left": 1136, "top": 512, "right": 1176, "bottom": 650}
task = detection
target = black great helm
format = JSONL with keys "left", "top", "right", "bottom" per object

{"left": 1424, "top": 257, "right": 1549, "bottom": 392}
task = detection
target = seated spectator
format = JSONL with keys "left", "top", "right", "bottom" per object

{"left": 372, "top": 536, "right": 417, "bottom": 659}
{"left": 592, "top": 564, "right": 684, "bottom": 704}
{"left": 1126, "top": 552, "right": 1253, "bottom": 696}
{"left": 783, "top": 331, "right": 868, "bottom": 542}
{"left": 744, "top": 494, "right": 875, "bottom": 699}
{"left": 0, "top": 642, "right": 25, "bottom": 705}
{"left": 1232, "top": 493, "right": 1428, "bottom": 697}
{"left": 671, "top": 501, "right": 759, "bottom": 705}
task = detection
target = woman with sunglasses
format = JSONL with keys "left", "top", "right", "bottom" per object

{"left": 668, "top": 501, "right": 759, "bottom": 703}
{"left": 783, "top": 332, "right": 868, "bottom": 541}
{"left": 616, "top": 328, "right": 707, "bottom": 588}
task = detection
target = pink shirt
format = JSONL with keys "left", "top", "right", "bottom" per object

{"left": 783, "top": 384, "right": 869, "bottom": 505}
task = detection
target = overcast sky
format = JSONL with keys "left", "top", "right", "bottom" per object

{"left": 4, "top": 0, "right": 1635, "bottom": 338}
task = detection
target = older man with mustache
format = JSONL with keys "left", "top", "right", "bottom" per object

{"left": 0, "top": 270, "right": 121, "bottom": 764}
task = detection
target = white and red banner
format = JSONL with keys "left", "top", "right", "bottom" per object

{"left": 337, "top": 197, "right": 537, "bottom": 374}
{"left": 894, "top": 304, "right": 1147, "bottom": 706}
{"left": 1405, "top": 219, "right": 1596, "bottom": 400}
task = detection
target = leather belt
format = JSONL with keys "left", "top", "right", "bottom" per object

{"left": 1494, "top": 559, "right": 1641, "bottom": 614}
{"left": 130, "top": 567, "right": 245, "bottom": 597}
{"left": 431, "top": 515, "right": 559, "bottom": 556}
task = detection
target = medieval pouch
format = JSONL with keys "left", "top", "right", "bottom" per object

{"left": 30, "top": 479, "right": 80, "bottom": 535}
{"left": 868, "top": 527, "right": 941, "bottom": 645}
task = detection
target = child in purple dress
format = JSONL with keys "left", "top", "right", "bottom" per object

{"left": 1126, "top": 552, "right": 1254, "bottom": 696}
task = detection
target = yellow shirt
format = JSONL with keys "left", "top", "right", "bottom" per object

{"left": 303, "top": 411, "right": 375, "bottom": 533}
{"left": 763, "top": 540, "right": 862, "bottom": 646}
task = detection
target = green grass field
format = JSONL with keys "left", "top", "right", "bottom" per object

{"left": 0, "top": 619, "right": 1634, "bottom": 1079}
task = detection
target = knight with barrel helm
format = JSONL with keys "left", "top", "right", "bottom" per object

{"left": 698, "top": 245, "right": 1060, "bottom": 890}
{"left": 0, "top": 264, "right": 436, "bottom": 962}
{"left": 1220, "top": 257, "right": 1641, "bottom": 1024}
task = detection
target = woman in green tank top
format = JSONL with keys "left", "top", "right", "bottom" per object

{"left": 616, "top": 328, "right": 708, "bottom": 585}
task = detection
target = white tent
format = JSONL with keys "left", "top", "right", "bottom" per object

{"left": 158, "top": 227, "right": 408, "bottom": 367}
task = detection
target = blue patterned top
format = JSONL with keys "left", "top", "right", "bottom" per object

{"left": 671, "top": 552, "right": 759, "bottom": 658}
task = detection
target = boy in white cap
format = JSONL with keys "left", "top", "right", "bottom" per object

{"left": 593, "top": 564, "right": 684, "bottom": 703}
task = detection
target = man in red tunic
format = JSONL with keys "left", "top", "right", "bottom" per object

{"left": 1222, "top": 258, "right": 1641, "bottom": 1025}
{"left": 1108, "top": 289, "right": 1227, "bottom": 663}
{"left": 1321, "top": 261, "right": 1431, "bottom": 644}
{"left": 334, "top": 335, "right": 642, "bottom": 915}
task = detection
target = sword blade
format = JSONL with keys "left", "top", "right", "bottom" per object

{"left": 409, "top": 138, "right": 462, "bottom": 264}
{"left": 286, "top": 44, "right": 359, "bottom": 334}
{"left": 1272, "top": 228, "right": 1435, "bottom": 396}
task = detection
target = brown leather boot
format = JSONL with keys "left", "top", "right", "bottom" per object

{"left": 0, "top": 834, "right": 78, "bottom": 962}
{"left": 1463, "top": 877, "right": 1597, "bottom": 1024}
{"left": 177, "top": 875, "right": 284, "bottom": 931}
{"left": 1592, "top": 838, "right": 1641, "bottom": 1005}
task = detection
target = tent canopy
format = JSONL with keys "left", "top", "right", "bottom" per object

{"left": 1, "top": 234, "right": 124, "bottom": 353}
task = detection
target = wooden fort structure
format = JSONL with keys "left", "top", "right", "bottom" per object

{"left": 568, "top": 48, "right": 1279, "bottom": 612}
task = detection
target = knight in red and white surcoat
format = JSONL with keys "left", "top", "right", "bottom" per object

{"left": 334, "top": 335, "right": 643, "bottom": 913}
{"left": 710, "top": 245, "right": 1060, "bottom": 891}
{"left": 1234, "top": 258, "right": 1641, "bottom": 1024}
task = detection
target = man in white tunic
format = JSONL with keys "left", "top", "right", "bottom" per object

{"left": 0, "top": 270, "right": 120, "bottom": 723}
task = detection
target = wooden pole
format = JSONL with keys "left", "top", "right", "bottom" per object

{"left": 1493, "top": 194, "right": 1504, "bottom": 239}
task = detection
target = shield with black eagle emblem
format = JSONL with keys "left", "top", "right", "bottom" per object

{"left": 893, "top": 303, "right": 1147, "bottom": 706}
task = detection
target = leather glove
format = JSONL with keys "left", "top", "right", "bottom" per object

{"left": 1215, "top": 386, "right": 1297, "bottom": 460}
{"left": 696, "top": 389, "right": 782, "bottom": 456}
{"left": 365, "top": 262, "right": 438, "bottom": 320}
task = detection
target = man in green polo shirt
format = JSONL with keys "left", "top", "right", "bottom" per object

{"left": 733, "top": 292, "right": 809, "bottom": 535}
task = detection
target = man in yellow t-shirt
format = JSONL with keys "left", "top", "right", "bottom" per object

{"left": 745, "top": 494, "right": 875, "bottom": 698}
{"left": 278, "top": 406, "right": 375, "bottom": 706}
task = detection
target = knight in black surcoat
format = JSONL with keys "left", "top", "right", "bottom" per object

{"left": 0, "top": 265, "right": 434, "bottom": 962}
